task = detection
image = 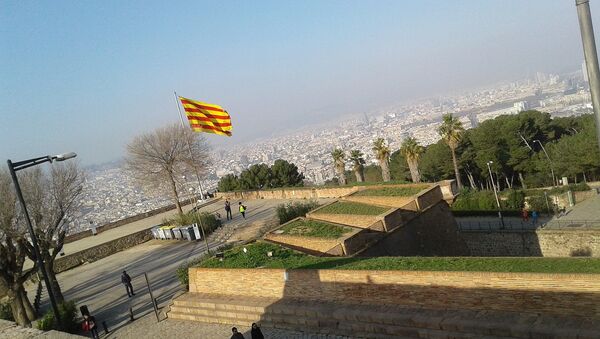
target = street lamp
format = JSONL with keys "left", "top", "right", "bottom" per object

{"left": 486, "top": 161, "right": 505, "bottom": 229}
{"left": 6, "top": 152, "right": 77, "bottom": 328}
{"left": 533, "top": 140, "right": 557, "bottom": 186}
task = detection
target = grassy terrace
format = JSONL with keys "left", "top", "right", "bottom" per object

{"left": 198, "top": 242, "right": 600, "bottom": 273}
{"left": 279, "top": 219, "right": 352, "bottom": 238}
{"left": 352, "top": 185, "right": 430, "bottom": 197}
{"left": 315, "top": 201, "right": 389, "bottom": 215}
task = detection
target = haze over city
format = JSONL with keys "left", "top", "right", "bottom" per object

{"left": 2, "top": 0, "right": 599, "bottom": 165}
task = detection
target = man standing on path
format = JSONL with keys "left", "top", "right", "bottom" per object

{"left": 225, "top": 199, "right": 232, "bottom": 220}
{"left": 239, "top": 202, "right": 246, "bottom": 219}
{"left": 121, "top": 270, "right": 135, "bottom": 297}
{"left": 531, "top": 210, "right": 539, "bottom": 226}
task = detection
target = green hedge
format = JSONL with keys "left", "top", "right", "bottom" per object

{"left": 276, "top": 200, "right": 320, "bottom": 224}
{"left": 164, "top": 211, "right": 222, "bottom": 234}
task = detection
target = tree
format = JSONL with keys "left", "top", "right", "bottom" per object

{"left": 372, "top": 138, "right": 391, "bottom": 182}
{"left": 217, "top": 174, "right": 239, "bottom": 192}
{"left": 399, "top": 137, "right": 424, "bottom": 183}
{"left": 349, "top": 150, "right": 365, "bottom": 182}
{"left": 331, "top": 149, "right": 347, "bottom": 185}
{"left": 125, "top": 123, "right": 210, "bottom": 214}
{"left": 419, "top": 141, "right": 454, "bottom": 182}
{"left": 438, "top": 113, "right": 465, "bottom": 189}
{"left": 20, "top": 163, "right": 84, "bottom": 304}
{"left": 239, "top": 164, "right": 272, "bottom": 190}
{"left": 270, "top": 159, "right": 305, "bottom": 187}
{"left": 0, "top": 170, "right": 37, "bottom": 326}
{"left": 389, "top": 151, "right": 411, "bottom": 182}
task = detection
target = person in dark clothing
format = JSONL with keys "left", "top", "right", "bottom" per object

{"left": 82, "top": 314, "right": 99, "bottom": 339}
{"left": 121, "top": 270, "right": 135, "bottom": 297}
{"left": 250, "top": 323, "right": 264, "bottom": 339}
{"left": 225, "top": 199, "right": 232, "bottom": 220}
{"left": 231, "top": 327, "right": 245, "bottom": 339}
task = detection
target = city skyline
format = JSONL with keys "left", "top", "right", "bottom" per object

{"left": 2, "top": 0, "right": 598, "bottom": 165}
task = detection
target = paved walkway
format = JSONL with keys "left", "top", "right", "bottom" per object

{"left": 24, "top": 199, "right": 220, "bottom": 269}
{"left": 545, "top": 193, "right": 600, "bottom": 228}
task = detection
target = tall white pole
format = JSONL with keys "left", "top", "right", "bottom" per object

{"left": 487, "top": 161, "right": 505, "bottom": 229}
{"left": 576, "top": 0, "right": 600, "bottom": 161}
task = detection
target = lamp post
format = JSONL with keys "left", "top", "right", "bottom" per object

{"left": 533, "top": 140, "right": 557, "bottom": 186}
{"left": 6, "top": 152, "right": 77, "bottom": 329}
{"left": 487, "top": 161, "right": 505, "bottom": 229}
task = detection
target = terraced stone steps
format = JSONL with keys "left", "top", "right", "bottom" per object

{"left": 166, "top": 293, "right": 599, "bottom": 339}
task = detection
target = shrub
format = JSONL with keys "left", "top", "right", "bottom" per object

{"left": 276, "top": 200, "right": 319, "bottom": 224}
{"left": 37, "top": 300, "right": 79, "bottom": 333}
{"left": 0, "top": 301, "right": 13, "bottom": 321}
{"left": 452, "top": 189, "right": 498, "bottom": 211}
{"left": 164, "top": 211, "right": 222, "bottom": 234}
{"left": 504, "top": 189, "right": 525, "bottom": 210}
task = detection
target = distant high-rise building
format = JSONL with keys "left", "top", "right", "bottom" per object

{"left": 513, "top": 101, "right": 529, "bottom": 112}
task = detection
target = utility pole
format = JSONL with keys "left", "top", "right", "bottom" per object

{"left": 576, "top": 0, "right": 600, "bottom": 159}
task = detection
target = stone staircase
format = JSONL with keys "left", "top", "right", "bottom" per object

{"left": 166, "top": 293, "right": 600, "bottom": 339}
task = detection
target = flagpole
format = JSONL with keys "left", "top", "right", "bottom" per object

{"left": 173, "top": 91, "right": 206, "bottom": 200}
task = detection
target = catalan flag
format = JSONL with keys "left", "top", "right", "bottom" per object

{"left": 178, "top": 96, "right": 232, "bottom": 136}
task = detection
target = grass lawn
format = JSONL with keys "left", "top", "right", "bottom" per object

{"left": 198, "top": 242, "right": 600, "bottom": 273}
{"left": 279, "top": 219, "right": 352, "bottom": 238}
{"left": 315, "top": 201, "right": 389, "bottom": 215}
{"left": 352, "top": 185, "right": 430, "bottom": 197}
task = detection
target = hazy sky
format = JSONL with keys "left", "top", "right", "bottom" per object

{"left": 1, "top": 0, "right": 598, "bottom": 165}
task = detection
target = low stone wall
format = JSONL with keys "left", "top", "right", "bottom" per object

{"left": 264, "top": 233, "right": 341, "bottom": 256}
{"left": 438, "top": 179, "right": 458, "bottom": 203}
{"left": 217, "top": 187, "right": 358, "bottom": 200}
{"left": 415, "top": 185, "right": 443, "bottom": 211}
{"left": 341, "top": 195, "right": 414, "bottom": 208}
{"left": 188, "top": 267, "right": 600, "bottom": 318}
{"left": 307, "top": 212, "right": 379, "bottom": 229}
{"left": 54, "top": 228, "right": 153, "bottom": 273}
{"left": 0, "top": 319, "right": 82, "bottom": 338}
{"left": 462, "top": 229, "right": 600, "bottom": 257}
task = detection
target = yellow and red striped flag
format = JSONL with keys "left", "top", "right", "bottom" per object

{"left": 178, "top": 96, "right": 232, "bottom": 136}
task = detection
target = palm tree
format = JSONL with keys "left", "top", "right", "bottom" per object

{"left": 349, "top": 150, "right": 366, "bottom": 182}
{"left": 400, "top": 137, "right": 424, "bottom": 183}
{"left": 331, "top": 148, "right": 347, "bottom": 185}
{"left": 372, "top": 138, "right": 391, "bottom": 182}
{"left": 438, "top": 113, "right": 465, "bottom": 189}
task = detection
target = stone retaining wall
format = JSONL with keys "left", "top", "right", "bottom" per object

{"left": 462, "top": 229, "right": 600, "bottom": 257}
{"left": 188, "top": 267, "right": 600, "bottom": 318}
{"left": 54, "top": 228, "right": 153, "bottom": 273}
{"left": 216, "top": 187, "right": 358, "bottom": 200}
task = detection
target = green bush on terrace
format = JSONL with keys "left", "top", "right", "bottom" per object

{"left": 352, "top": 185, "right": 429, "bottom": 197}
{"left": 280, "top": 219, "right": 352, "bottom": 238}
{"left": 197, "top": 242, "right": 600, "bottom": 273}
{"left": 316, "top": 201, "right": 389, "bottom": 215}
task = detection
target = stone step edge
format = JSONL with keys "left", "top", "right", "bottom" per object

{"left": 166, "top": 311, "right": 523, "bottom": 339}
{"left": 167, "top": 303, "right": 599, "bottom": 339}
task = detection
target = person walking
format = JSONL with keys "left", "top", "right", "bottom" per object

{"left": 225, "top": 199, "right": 232, "bottom": 220}
{"left": 121, "top": 270, "right": 135, "bottom": 297}
{"left": 239, "top": 202, "right": 247, "bottom": 219}
{"left": 82, "top": 314, "right": 99, "bottom": 339}
{"left": 231, "top": 327, "right": 245, "bottom": 339}
{"left": 531, "top": 210, "right": 539, "bottom": 226}
{"left": 250, "top": 323, "right": 264, "bottom": 339}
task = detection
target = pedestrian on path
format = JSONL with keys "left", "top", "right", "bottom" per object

{"left": 82, "top": 314, "right": 99, "bottom": 339}
{"left": 231, "top": 327, "right": 245, "bottom": 339}
{"left": 225, "top": 199, "right": 232, "bottom": 220}
{"left": 251, "top": 323, "right": 264, "bottom": 339}
{"left": 121, "top": 270, "right": 135, "bottom": 297}
{"left": 531, "top": 210, "right": 539, "bottom": 226}
{"left": 239, "top": 202, "right": 247, "bottom": 219}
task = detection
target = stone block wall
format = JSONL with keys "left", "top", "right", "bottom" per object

{"left": 341, "top": 195, "right": 414, "bottom": 208}
{"left": 462, "top": 230, "right": 600, "bottom": 257}
{"left": 415, "top": 185, "right": 444, "bottom": 211}
{"left": 188, "top": 268, "right": 600, "bottom": 318}
{"left": 54, "top": 228, "right": 153, "bottom": 273}
{"left": 216, "top": 187, "right": 359, "bottom": 200}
